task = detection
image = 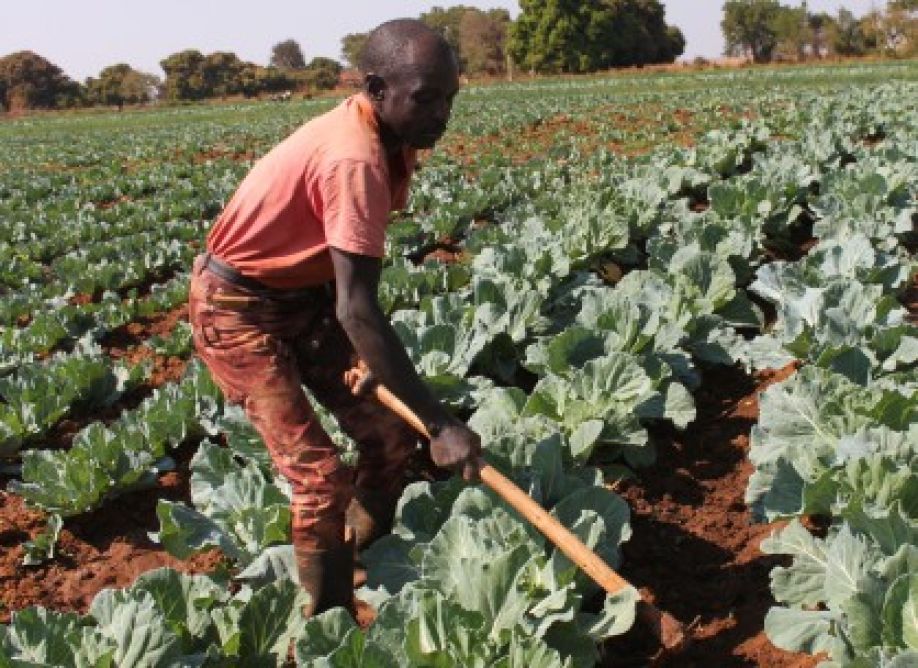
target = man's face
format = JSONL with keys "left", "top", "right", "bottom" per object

{"left": 372, "top": 58, "right": 460, "bottom": 150}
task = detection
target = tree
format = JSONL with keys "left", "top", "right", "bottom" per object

{"left": 271, "top": 39, "right": 306, "bottom": 70}
{"left": 772, "top": 4, "right": 808, "bottom": 60}
{"left": 343, "top": 8, "right": 510, "bottom": 77}
{"left": 722, "top": 0, "right": 783, "bottom": 63}
{"left": 421, "top": 6, "right": 514, "bottom": 75}
{"left": 160, "top": 49, "right": 208, "bottom": 101}
{"left": 459, "top": 8, "right": 510, "bottom": 75}
{"left": 238, "top": 64, "right": 264, "bottom": 98}
{"left": 830, "top": 8, "right": 868, "bottom": 55}
{"left": 665, "top": 25, "right": 688, "bottom": 61}
{"left": 303, "top": 56, "right": 342, "bottom": 90}
{"left": 807, "top": 10, "right": 834, "bottom": 57}
{"left": 622, "top": 0, "right": 687, "bottom": 64}
{"left": 420, "top": 5, "right": 470, "bottom": 60}
{"left": 161, "top": 48, "right": 300, "bottom": 101}
{"left": 341, "top": 32, "right": 369, "bottom": 69}
{"left": 203, "top": 51, "right": 244, "bottom": 98}
{"left": 86, "top": 63, "right": 159, "bottom": 109}
{"left": 856, "top": 3, "right": 916, "bottom": 55}
{"left": 510, "top": 0, "right": 684, "bottom": 74}
{"left": 882, "top": 0, "right": 917, "bottom": 55}
{"left": 237, "top": 64, "right": 293, "bottom": 98}
{"left": 0, "top": 51, "right": 83, "bottom": 111}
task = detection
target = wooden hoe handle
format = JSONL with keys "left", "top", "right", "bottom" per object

{"left": 371, "top": 384, "right": 689, "bottom": 651}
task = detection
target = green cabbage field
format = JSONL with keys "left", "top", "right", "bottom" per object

{"left": 1, "top": 61, "right": 916, "bottom": 667}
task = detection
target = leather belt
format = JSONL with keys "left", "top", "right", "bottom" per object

{"left": 197, "top": 252, "right": 333, "bottom": 303}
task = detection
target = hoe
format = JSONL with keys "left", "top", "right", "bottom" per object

{"left": 362, "top": 380, "right": 691, "bottom": 654}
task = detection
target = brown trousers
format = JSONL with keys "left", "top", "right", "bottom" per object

{"left": 188, "top": 257, "right": 416, "bottom": 549}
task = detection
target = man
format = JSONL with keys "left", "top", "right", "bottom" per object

{"left": 188, "top": 19, "right": 481, "bottom": 617}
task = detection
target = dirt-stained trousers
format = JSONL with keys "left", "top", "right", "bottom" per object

{"left": 188, "top": 256, "right": 417, "bottom": 549}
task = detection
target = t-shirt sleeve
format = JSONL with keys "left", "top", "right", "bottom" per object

{"left": 320, "top": 159, "right": 391, "bottom": 258}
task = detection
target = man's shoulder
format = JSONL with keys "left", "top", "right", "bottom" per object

{"left": 287, "top": 95, "right": 382, "bottom": 167}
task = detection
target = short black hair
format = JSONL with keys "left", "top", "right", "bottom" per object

{"left": 359, "top": 18, "right": 456, "bottom": 78}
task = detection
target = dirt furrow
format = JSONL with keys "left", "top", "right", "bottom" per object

{"left": 601, "top": 362, "right": 814, "bottom": 667}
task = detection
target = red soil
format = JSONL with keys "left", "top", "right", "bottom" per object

{"left": 96, "top": 195, "right": 133, "bottom": 210}
{"left": 423, "top": 246, "right": 467, "bottom": 265}
{"left": 103, "top": 304, "right": 191, "bottom": 387}
{"left": 600, "top": 361, "right": 813, "bottom": 667}
{"left": 67, "top": 293, "right": 95, "bottom": 306}
{"left": 0, "top": 440, "right": 225, "bottom": 624}
{"left": 37, "top": 305, "right": 192, "bottom": 451}
{"left": 194, "top": 150, "right": 256, "bottom": 165}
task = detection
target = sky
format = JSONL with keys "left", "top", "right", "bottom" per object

{"left": 1, "top": 0, "right": 884, "bottom": 82}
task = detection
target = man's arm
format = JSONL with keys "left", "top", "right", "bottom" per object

{"left": 329, "top": 247, "right": 481, "bottom": 480}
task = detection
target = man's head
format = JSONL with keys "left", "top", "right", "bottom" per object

{"left": 360, "top": 19, "right": 459, "bottom": 150}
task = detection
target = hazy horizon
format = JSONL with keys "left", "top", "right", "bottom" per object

{"left": 1, "top": 0, "right": 882, "bottom": 82}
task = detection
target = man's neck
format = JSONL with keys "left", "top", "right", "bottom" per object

{"left": 377, "top": 119, "right": 404, "bottom": 158}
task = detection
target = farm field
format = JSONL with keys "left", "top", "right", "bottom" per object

{"left": 1, "top": 61, "right": 916, "bottom": 666}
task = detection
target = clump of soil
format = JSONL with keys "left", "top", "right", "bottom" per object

{"left": 0, "top": 440, "right": 224, "bottom": 623}
{"left": 599, "top": 361, "right": 814, "bottom": 667}
{"left": 36, "top": 305, "right": 192, "bottom": 451}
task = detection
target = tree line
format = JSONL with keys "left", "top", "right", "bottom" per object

{"left": 1, "top": 0, "right": 914, "bottom": 112}
{"left": 342, "top": 2, "right": 685, "bottom": 76}
{"left": 0, "top": 43, "right": 343, "bottom": 112}
{"left": 723, "top": 0, "right": 916, "bottom": 64}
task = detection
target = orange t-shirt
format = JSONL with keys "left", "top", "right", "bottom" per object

{"left": 206, "top": 94, "right": 417, "bottom": 289}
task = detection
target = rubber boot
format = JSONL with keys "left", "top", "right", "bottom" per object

{"left": 295, "top": 537, "right": 356, "bottom": 618}
{"left": 345, "top": 487, "right": 400, "bottom": 552}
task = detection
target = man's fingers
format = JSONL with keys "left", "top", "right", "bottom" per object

{"left": 461, "top": 458, "right": 481, "bottom": 483}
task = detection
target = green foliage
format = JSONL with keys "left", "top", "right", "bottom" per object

{"left": 202, "top": 51, "right": 245, "bottom": 99}
{"left": 771, "top": 4, "right": 810, "bottom": 60}
{"left": 160, "top": 49, "right": 294, "bottom": 101}
{"left": 351, "top": 456, "right": 637, "bottom": 664}
{"left": 8, "top": 362, "right": 222, "bottom": 516}
{"left": 0, "top": 568, "right": 314, "bottom": 665}
{"left": 270, "top": 38, "right": 307, "bottom": 70}
{"left": 722, "top": 0, "right": 783, "bottom": 63}
{"left": 723, "top": 0, "right": 914, "bottom": 61}
{"left": 459, "top": 8, "right": 511, "bottom": 76}
{"left": 832, "top": 8, "right": 871, "bottom": 56}
{"left": 21, "top": 513, "right": 63, "bottom": 566}
{"left": 239, "top": 63, "right": 292, "bottom": 98}
{"left": 420, "top": 5, "right": 511, "bottom": 76}
{"left": 0, "top": 350, "right": 148, "bottom": 459}
{"left": 0, "top": 50, "right": 83, "bottom": 111}
{"left": 159, "top": 49, "right": 208, "bottom": 101}
{"left": 86, "top": 63, "right": 159, "bottom": 109}
{"left": 303, "top": 56, "right": 343, "bottom": 90}
{"left": 509, "top": 0, "right": 685, "bottom": 74}
{"left": 762, "top": 520, "right": 918, "bottom": 664}
{"left": 341, "top": 32, "right": 370, "bottom": 69}
{"left": 420, "top": 5, "right": 472, "bottom": 56}
{"left": 153, "top": 440, "right": 291, "bottom": 565}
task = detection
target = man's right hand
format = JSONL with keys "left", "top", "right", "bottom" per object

{"left": 330, "top": 247, "right": 483, "bottom": 482}
{"left": 429, "top": 421, "right": 482, "bottom": 482}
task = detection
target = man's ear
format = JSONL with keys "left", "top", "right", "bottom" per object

{"left": 365, "top": 74, "right": 386, "bottom": 102}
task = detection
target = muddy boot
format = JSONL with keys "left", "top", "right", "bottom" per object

{"left": 295, "top": 538, "right": 356, "bottom": 618}
{"left": 345, "top": 487, "right": 400, "bottom": 552}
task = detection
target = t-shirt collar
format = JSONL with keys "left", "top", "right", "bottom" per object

{"left": 354, "top": 92, "right": 380, "bottom": 134}
{"left": 354, "top": 92, "right": 416, "bottom": 173}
